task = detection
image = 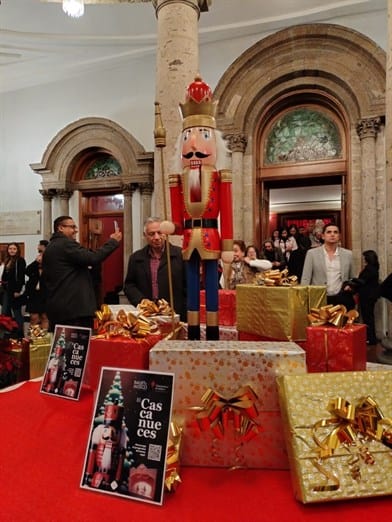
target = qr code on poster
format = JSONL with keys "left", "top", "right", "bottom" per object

{"left": 148, "top": 444, "right": 162, "bottom": 462}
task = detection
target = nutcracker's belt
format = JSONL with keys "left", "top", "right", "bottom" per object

{"left": 184, "top": 218, "right": 218, "bottom": 229}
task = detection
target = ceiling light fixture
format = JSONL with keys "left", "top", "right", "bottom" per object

{"left": 62, "top": 0, "right": 85, "bottom": 18}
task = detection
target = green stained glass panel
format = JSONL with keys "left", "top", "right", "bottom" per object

{"left": 265, "top": 109, "right": 342, "bottom": 164}
{"left": 85, "top": 157, "right": 122, "bottom": 179}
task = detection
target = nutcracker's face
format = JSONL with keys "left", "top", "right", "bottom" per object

{"left": 181, "top": 127, "right": 216, "bottom": 169}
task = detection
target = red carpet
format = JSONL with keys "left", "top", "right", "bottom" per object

{"left": 1, "top": 381, "right": 391, "bottom": 522}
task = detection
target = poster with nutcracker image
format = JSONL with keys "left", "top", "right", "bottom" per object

{"left": 40, "top": 325, "right": 91, "bottom": 400}
{"left": 81, "top": 367, "right": 174, "bottom": 506}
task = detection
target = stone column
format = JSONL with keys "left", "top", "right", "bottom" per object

{"left": 39, "top": 189, "right": 55, "bottom": 240}
{"left": 122, "top": 183, "right": 135, "bottom": 268}
{"left": 152, "top": 0, "right": 209, "bottom": 218}
{"left": 225, "top": 132, "right": 248, "bottom": 241}
{"left": 383, "top": 0, "right": 392, "bottom": 347}
{"left": 56, "top": 189, "right": 73, "bottom": 216}
{"left": 140, "top": 183, "right": 154, "bottom": 243}
{"left": 356, "top": 117, "right": 381, "bottom": 252}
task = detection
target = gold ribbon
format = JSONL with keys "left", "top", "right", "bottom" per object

{"left": 94, "top": 305, "right": 159, "bottom": 339}
{"left": 307, "top": 304, "right": 358, "bottom": 328}
{"left": 308, "top": 395, "right": 392, "bottom": 490}
{"left": 255, "top": 268, "right": 298, "bottom": 287}
{"left": 165, "top": 421, "right": 183, "bottom": 492}
{"left": 192, "top": 385, "right": 260, "bottom": 444}
{"left": 137, "top": 298, "right": 173, "bottom": 317}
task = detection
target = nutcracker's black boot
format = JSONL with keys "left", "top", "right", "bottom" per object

{"left": 188, "top": 324, "right": 201, "bottom": 340}
{"left": 206, "top": 325, "right": 219, "bottom": 340}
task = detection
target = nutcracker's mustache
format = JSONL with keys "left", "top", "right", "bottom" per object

{"left": 183, "top": 151, "right": 209, "bottom": 159}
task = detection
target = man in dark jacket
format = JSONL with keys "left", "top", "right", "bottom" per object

{"left": 124, "top": 217, "right": 187, "bottom": 321}
{"left": 42, "top": 215, "right": 122, "bottom": 331}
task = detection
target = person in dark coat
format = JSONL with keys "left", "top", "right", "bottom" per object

{"left": 123, "top": 217, "right": 187, "bottom": 321}
{"left": 348, "top": 249, "right": 380, "bottom": 345}
{"left": 42, "top": 216, "right": 122, "bottom": 332}
{"left": 25, "top": 240, "right": 49, "bottom": 331}
{"left": 1, "top": 242, "right": 26, "bottom": 338}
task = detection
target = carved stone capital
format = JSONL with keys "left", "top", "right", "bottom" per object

{"left": 56, "top": 189, "right": 73, "bottom": 200}
{"left": 152, "top": 0, "right": 209, "bottom": 18}
{"left": 356, "top": 117, "right": 382, "bottom": 140}
{"left": 139, "top": 183, "right": 154, "bottom": 196}
{"left": 39, "top": 189, "right": 56, "bottom": 201}
{"left": 122, "top": 183, "right": 137, "bottom": 197}
{"left": 225, "top": 132, "right": 248, "bottom": 153}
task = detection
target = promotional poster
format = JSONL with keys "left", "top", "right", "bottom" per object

{"left": 81, "top": 367, "right": 174, "bottom": 506}
{"left": 40, "top": 325, "right": 91, "bottom": 400}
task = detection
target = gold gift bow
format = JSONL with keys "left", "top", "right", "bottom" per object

{"left": 307, "top": 396, "right": 392, "bottom": 491}
{"left": 191, "top": 385, "right": 260, "bottom": 443}
{"left": 165, "top": 421, "right": 183, "bottom": 492}
{"left": 137, "top": 298, "right": 173, "bottom": 317}
{"left": 307, "top": 304, "right": 358, "bottom": 328}
{"left": 256, "top": 268, "right": 298, "bottom": 287}
{"left": 95, "top": 305, "right": 158, "bottom": 338}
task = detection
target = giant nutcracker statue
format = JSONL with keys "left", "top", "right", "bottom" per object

{"left": 169, "top": 75, "right": 233, "bottom": 340}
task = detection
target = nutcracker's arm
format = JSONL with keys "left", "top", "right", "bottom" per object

{"left": 169, "top": 173, "right": 184, "bottom": 235}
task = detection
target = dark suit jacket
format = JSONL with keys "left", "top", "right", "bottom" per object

{"left": 124, "top": 243, "right": 187, "bottom": 321}
{"left": 42, "top": 232, "right": 119, "bottom": 325}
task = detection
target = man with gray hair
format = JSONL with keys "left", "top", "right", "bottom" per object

{"left": 123, "top": 217, "right": 186, "bottom": 321}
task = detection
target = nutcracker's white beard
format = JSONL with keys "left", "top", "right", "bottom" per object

{"left": 189, "top": 167, "right": 201, "bottom": 191}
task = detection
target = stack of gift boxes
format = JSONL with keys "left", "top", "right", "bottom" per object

{"left": 79, "top": 283, "right": 390, "bottom": 503}
{"left": 147, "top": 282, "right": 391, "bottom": 504}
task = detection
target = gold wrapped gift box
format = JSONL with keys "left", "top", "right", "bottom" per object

{"left": 236, "top": 285, "right": 326, "bottom": 341}
{"left": 150, "top": 339, "right": 306, "bottom": 469}
{"left": 277, "top": 371, "right": 392, "bottom": 503}
{"left": 29, "top": 335, "right": 52, "bottom": 379}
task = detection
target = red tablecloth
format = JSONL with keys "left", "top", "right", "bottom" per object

{"left": 1, "top": 380, "right": 391, "bottom": 522}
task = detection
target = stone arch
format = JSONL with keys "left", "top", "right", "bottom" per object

{"left": 30, "top": 117, "right": 153, "bottom": 192}
{"left": 214, "top": 23, "right": 386, "bottom": 264}
{"left": 215, "top": 24, "right": 385, "bottom": 134}
{"left": 30, "top": 117, "right": 154, "bottom": 261}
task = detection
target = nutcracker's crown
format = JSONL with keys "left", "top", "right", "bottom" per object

{"left": 179, "top": 74, "right": 217, "bottom": 130}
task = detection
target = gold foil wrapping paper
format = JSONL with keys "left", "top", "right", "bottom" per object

{"left": 237, "top": 285, "right": 326, "bottom": 341}
{"left": 277, "top": 371, "right": 392, "bottom": 503}
{"left": 29, "top": 340, "right": 51, "bottom": 379}
{"left": 150, "top": 340, "right": 306, "bottom": 469}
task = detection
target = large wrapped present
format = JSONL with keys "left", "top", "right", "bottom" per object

{"left": 84, "top": 334, "right": 162, "bottom": 390}
{"left": 305, "top": 324, "right": 367, "bottom": 372}
{"left": 149, "top": 340, "right": 306, "bottom": 469}
{"left": 236, "top": 285, "right": 326, "bottom": 341}
{"left": 277, "top": 371, "right": 392, "bottom": 503}
{"left": 200, "top": 289, "right": 236, "bottom": 326}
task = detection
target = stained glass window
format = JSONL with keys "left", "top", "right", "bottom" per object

{"left": 264, "top": 108, "right": 342, "bottom": 165}
{"left": 85, "top": 157, "right": 122, "bottom": 179}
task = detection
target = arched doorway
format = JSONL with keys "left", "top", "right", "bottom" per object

{"left": 257, "top": 97, "right": 349, "bottom": 246}
{"left": 30, "top": 117, "right": 154, "bottom": 301}
{"left": 214, "top": 23, "right": 386, "bottom": 271}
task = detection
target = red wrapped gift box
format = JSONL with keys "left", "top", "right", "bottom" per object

{"left": 84, "top": 334, "right": 162, "bottom": 390}
{"left": 305, "top": 324, "right": 367, "bottom": 372}
{"left": 199, "top": 289, "right": 236, "bottom": 326}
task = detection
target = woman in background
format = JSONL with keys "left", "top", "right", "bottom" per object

{"left": 25, "top": 240, "right": 49, "bottom": 332}
{"left": 1, "top": 242, "right": 26, "bottom": 337}
{"left": 349, "top": 249, "right": 380, "bottom": 345}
